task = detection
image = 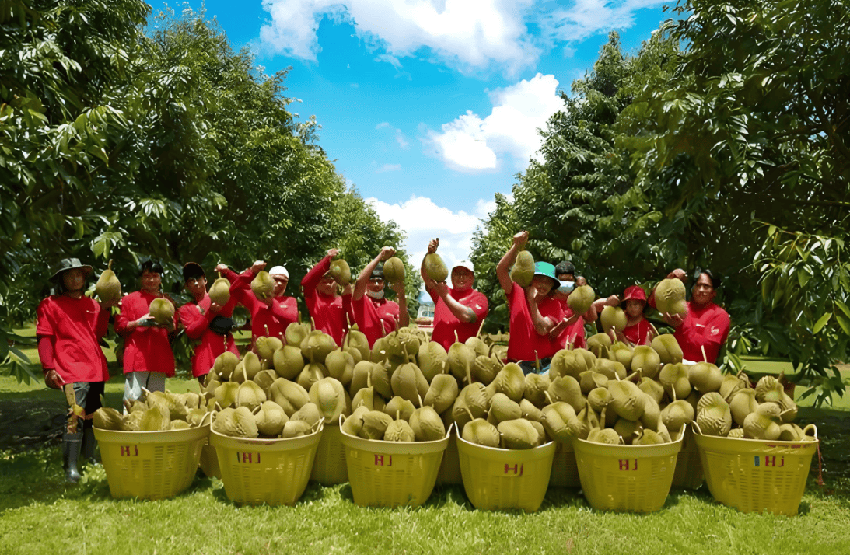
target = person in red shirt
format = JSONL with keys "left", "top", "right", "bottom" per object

{"left": 420, "top": 238, "right": 489, "bottom": 351}
{"left": 553, "top": 261, "right": 597, "bottom": 349}
{"left": 224, "top": 260, "right": 299, "bottom": 347}
{"left": 177, "top": 262, "right": 241, "bottom": 384}
{"left": 602, "top": 285, "right": 656, "bottom": 346}
{"left": 652, "top": 268, "right": 730, "bottom": 363}
{"left": 114, "top": 260, "right": 177, "bottom": 404}
{"left": 37, "top": 258, "right": 117, "bottom": 483}
{"left": 497, "top": 232, "right": 575, "bottom": 374}
{"left": 351, "top": 246, "right": 409, "bottom": 348}
{"left": 301, "top": 248, "right": 353, "bottom": 346}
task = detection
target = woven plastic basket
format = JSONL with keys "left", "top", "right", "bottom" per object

{"left": 436, "top": 431, "right": 462, "bottom": 485}
{"left": 94, "top": 425, "right": 209, "bottom": 500}
{"left": 549, "top": 440, "right": 581, "bottom": 488}
{"left": 210, "top": 424, "right": 323, "bottom": 506}
{"left": 457, "top": 438, "right": 556, "bottom": 511}
{"left": 574, "top": 436, "right": 683, "bottom": 512}
{"left": 694, "top": 427, "right": 819, "bottom": 515}
{"left": 339, "top": 421, "right": 449, "bottom": 508}
{"left": 671, "top": 427, "right": 704, "bottom": 489}
{"left": 310, "top": 421, "right": 348, "bottom": 485}
{"left": 199, "top": 440, "right": 221, "bottom": 479}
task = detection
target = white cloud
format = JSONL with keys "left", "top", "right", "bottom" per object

{"left": 259, "top": 0, "right": 539, "bottom": 73}
{"left": 376, "top": 163, "right": 402, "bottom": 173}
{"left": 366, "top": 195, "right": 484, "bottom": 272}
{"left": 376, "top": 122, "right": 410, "bottom": 149}
{"left": 543, "top": 0, "right": 664, "bottom": 43}
{"left": 258, "top": 1, "right": 665, "bottom": 72}
{"left": 427, "top": 73, "right": 564, "bottom": 171}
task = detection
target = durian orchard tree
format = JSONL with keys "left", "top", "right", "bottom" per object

{"left": 619, "top": 0, "right": 850, "bottom": 404}
{"left": 0, "top": 4, "right": 407, "bottom": 381}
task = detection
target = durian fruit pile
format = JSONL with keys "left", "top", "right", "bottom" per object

{"left": 93, "top": 390, "right": 208, "bottom": 432}
{"left": 204, "top": 325, "right": 349, "bottom": 439}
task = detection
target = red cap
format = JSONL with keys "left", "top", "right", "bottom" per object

{"left": 623, "top": 285, "right": 646, "bottom": 302}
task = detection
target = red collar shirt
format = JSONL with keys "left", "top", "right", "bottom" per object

{"left": 506, "top": 284, "right": 564, "bottom": 362}
{"left": 177, "top": 291, "right": 240, "bottom": 378}
{"left": 302, "top": 255, "right": 350, "bottom": 346}
{"left": 114, "top": 291, "right": 176, "bottom": 376}
{"left": 36, "top": 295, "right": 110, "bottom": 383}
{"left": 227, "top": 269, "right": 299, "bottom": 345}
{"left": 351, "top": 295, "right": 399, "bottom": 348}
{"left": 427, "top": 286, "right": 488, "bottom": 351}
{"left": 674, "top": 301, "right": 730, "bottom": 363}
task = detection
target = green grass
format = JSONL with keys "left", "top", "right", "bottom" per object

{"left": 0, "top": 447, "right": 848, "bottom": 555}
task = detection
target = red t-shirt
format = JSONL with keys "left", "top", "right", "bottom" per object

{"left": 428, "top": 286, "right": 489, "bottom": 351}
{"left": 506, "top": 284, "right": 564, "bottom": 362}
{"left": 351, "top": 295, "right": 399, "bottom": 348}
{"left": 556, "top": 302, "right": 587, "bottom": 349}
{"left": 114, "top": 291, "right": 176, "bottom": 376}
{"left": 36, "top": 295, "right": 110, "bottom": 383}
{"left": 177, "top": 291, "right": 240, "bottom": 378}
{"left": 623, "top": 318, "right": 654, "bottom": 346}
{"left": 228, "top": 269, "right": 298, "bottom": 345}
{"left": 302, "top": 255, "right": 350, "bottom": 346}
{"left": 674, "top": 301, "right": 730, "bottom": 363}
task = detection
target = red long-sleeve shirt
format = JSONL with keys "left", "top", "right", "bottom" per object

{"left": 114, "top": 291, "right": 176, "bottom": 376}
{"left": 351, "top": 295, "right": 399, "bottom": 348}
{"left": 301, "top": 255, "right": 351, "bottom": 346}
{"left": 225, "top": 268, "right": 298, "bottom": 345}
{"left": 427, "top": 286, "right": 488, "bottom": 351}
{"left": 674, "top": 301, "right": 730, "bottom": 363}
{"left": 177, "top": 288, "right": 240, "bottom": 378}
{"left": 506, "top": 284, "right": 564, "bottom": 362}
{"left": 36, "top": 295, "right": 110, "bottom": 384}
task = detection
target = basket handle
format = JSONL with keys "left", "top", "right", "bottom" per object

{"left": 690, "top": 421, "right": 703, "bottom": 436}
{"left": 802, "top": 423, "right": 818, "bottom": 440}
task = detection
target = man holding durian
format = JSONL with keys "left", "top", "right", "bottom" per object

{"left": 351, "top": 246, "right": 409, "bottom": 347}
{"left": 650, "top": 268, "right": 730, "bottom": 364}
{"left": 420, "top": 238, "right": 488, "bottom": 351}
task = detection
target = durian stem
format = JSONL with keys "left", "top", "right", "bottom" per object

{"left": 701, "top": 345, "right": 708, "bottom": 362}
{"left": 544, "top": 391, "right": 554, "bottom": 405}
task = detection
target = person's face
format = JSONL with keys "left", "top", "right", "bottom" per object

{"left": 317, "top": 274, "right": 337, "bottom": 296}
{"left": 185, "top": 275, "right": 207, "bottom": 299}
{"left": 451, "top": 268, "right": 474, "bottom": 292}
{"left": 625, "top": 299, "right": 644, "bottom": 318}
{"left": 367, "top": 277, "right": 385, "bottom": 293}
{"left": 140, "top": 269, "right": 162, "bottom": 294}
{"left": 692, "top": 273, "right": 716, "bottom": 306}
{"left": 61, "top": 268, "right": 86, "bottom": 292}
{"left": 531, "top": 275, "right": 555, "bottom": 297}
{"left": 271, "top": 274, "right": 288, "bottom": 296}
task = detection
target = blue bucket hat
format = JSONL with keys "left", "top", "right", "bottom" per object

{"left": 533, "top": 262, "right": 560, "bottom": 291}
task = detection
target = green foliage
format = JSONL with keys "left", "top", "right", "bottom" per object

{"left": 1, "top": 5, "right": 405, "bottom": 378}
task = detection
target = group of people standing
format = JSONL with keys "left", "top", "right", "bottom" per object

{"left": 36, "top": 233, "right": 728, "bottom": 482}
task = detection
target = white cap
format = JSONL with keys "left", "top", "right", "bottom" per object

{"left": 452, "top": 260, "right": 474, "bottom": 273}
{"left": 268, "top": 266, "right": 289, "bottom": 279}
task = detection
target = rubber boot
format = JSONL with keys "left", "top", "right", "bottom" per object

{"left": 82, "top": 421, "right": 100, "bottom": 465}
{"left": 63, "top": 432, "right": 83, "bottom": 484}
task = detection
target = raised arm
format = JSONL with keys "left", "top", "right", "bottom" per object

{"left": 496, "top": 231, "right": 528, "bottom": 295}
{"left": 390, "top": 280, "right": 410, "bottom": 328}
{"left": 353, "top": 246, "right": 395, "bottom": 301}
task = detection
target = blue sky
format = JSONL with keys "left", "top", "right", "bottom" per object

{"left": 171, "top": 0, "right": 672, "bottom": 269}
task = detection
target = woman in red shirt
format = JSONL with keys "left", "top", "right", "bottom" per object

{"left": 114, "top": 260, "right": 176, "bottom": 404}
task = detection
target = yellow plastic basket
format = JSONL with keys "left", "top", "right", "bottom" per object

{"left": 436, "top": 431, "right": 462, "bottom": 485}
{"left": 339, "top": 422, "right": 449, "bottom": 508}
{"left": 456, "top": 438, "right": 556, "bottom": 512}
{"left": 549, "top": 440, "right": 581, "bottom": 488}
{"left": 199, "top": 440, "right": 221, "bottom": 479}
{"left": 94, "top": 425, "right": 209, "bottom": 500}
{"left": 671, "top": 427, "right": 704, "bottom": 489}
{"left": 311, "top": 421, "right": 348, "bottom": 485}
{"left": 693, "top": 428, "right": 819, "bottom": 515}
{"left": 574, "top": 436, "right": 683, "bottom": 512}
{"left": 210, "top": 424, "right": 323, "bottom": 506}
